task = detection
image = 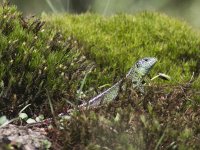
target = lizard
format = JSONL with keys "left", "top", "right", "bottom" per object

{"left": 75, "top": 57, "right": 157, "bottom": 110}
{"left": 25, "top": 57, "right": 157, "bottom": 126}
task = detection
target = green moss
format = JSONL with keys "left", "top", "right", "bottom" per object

{"left": 0, "top": 4, "right": 94, "bottom": 116}
{"left": 43, "top": 12, "right": 200, "bottom": 87}
{"left": 41, "top": 11, "right": 200, "bottom": 149}
{"left": 0, "top": 3, "right": 200, "bottom": 150}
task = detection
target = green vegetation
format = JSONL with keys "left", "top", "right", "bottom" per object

{"left": 43, "top": 12, "right": 200, "bottom": 88}
{"left": 0, "top": 3, "right": 94, "bottom": 116}
{"left": 0, "top": 3, "right": 200, "bottom": 150}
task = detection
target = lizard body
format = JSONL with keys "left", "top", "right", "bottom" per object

{"left": 78, "top": 57, "right": 157, "bottom": 109}
{"left": 26, "top": 57, "right": 157, "bottom": 126}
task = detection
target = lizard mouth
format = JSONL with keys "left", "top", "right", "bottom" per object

{"left": 149, "top": 57, "right": 157, "bottom": 67}
{"left": 146, "top": 57, "right": 157, "bottom": 72}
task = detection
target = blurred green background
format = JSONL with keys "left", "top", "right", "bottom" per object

{"left": 1, "top": 0, "right": 200, "bottom": 28}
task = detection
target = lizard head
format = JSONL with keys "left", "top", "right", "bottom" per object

{"left": 135, "top": 57, "right": 157, "bottom": 77}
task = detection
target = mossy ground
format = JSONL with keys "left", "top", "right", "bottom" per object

{"left": 43, "top": 12, "right": 200, "bottom": 89}
{"left": 0, "top": 3, "right": 200, "bottom": 150}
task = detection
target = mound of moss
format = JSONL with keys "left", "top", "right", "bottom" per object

{"left": 43, "top": 12, "right": 200, "bottom": 88}
{"left": 42, "top": 10, "right": 200, "bottom": 150}
{"left": 0, "top": 4, "right": 95, "bottom": 116}
{"left": 0, "top": 3, "right": 200, "bottom": 150}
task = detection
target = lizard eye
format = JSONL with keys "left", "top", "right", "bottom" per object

{"left": 144, "top": 58, "right": 148, "bottom": 62}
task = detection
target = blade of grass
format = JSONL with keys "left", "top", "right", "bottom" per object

{"left": 45, "top": 0, "right": 58, "bottom": 13}
{"left": 46, "top": 88, "right": 58, "bottom": 127}
{"left": 103, "top": 0, "right": 111, "bottom": 15}
{"left": 19, "top": 104, "right": 31, "bottom": 114}
{"left": 76, "top": 65, "right": 94, "bottom": 103}
{"left": 155, "top": 130, "right": 166, "bottom": 150}
{"left": 0, "top": 117, "right": 19, "bottom": 128}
